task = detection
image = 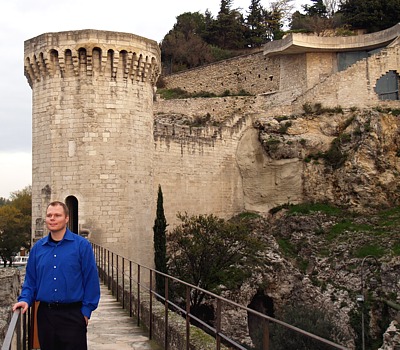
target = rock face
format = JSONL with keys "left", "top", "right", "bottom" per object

{"left": 215, "top": 210, "right": 400, "bottom": 349}
{"left": 155, "top": 105, "right": 400, "bottom": 349}
{"left": 0, "top": 269, "right": 21, "bottom": 346}
{"left": 254, "top": 109, "right": 400, "bottom": 211}
{"left": 379, "top": 321, "right": 400, "bottom": 350}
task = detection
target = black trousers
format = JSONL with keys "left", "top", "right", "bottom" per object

{"left": 37, "top": 303, "right": 87, "bottom": 350}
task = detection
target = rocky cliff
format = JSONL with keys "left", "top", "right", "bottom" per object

{"left": 155, "top": 104, "right": 400, "bottom": 349}
{"left": 256, "top": 106, "right": 400, "bottom": 211}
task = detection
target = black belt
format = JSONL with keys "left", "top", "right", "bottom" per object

{"left": 40, "top": 301, "right": 82, "bottom": 310}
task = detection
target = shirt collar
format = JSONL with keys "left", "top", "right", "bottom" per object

{"left": 42, "top": 227, "right": 76, "bottom": 245}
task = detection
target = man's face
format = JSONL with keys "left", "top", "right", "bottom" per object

{"left": 45, "top": 205, "right": 69, "bottom": 233}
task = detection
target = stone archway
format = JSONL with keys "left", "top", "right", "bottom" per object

{"left": 65, "top": 196, "right": 78, "bottom": 234}
{"left": 247, "top": 290, "right": 275, "bottom": 349}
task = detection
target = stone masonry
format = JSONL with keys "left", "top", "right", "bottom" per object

{"left": 25, "top": 30, "right": 160, "bottom": 266}
{"left": 26, "top": 26, "right": 400, "bottom": 267}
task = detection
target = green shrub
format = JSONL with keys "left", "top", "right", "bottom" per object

{"left": 288, "top": 203, "right": 341, "bottom": 216}
{"left": 270, "top": 305, "right": 343, "bottom": 350}
{"left": 354, "top": 244, "right": 385, "bottom": 258}
{"left": 277, "top": 238, "right": 297, "bottom": 257}
{"left": 392, "top": 243, "right": 400, "bottom": 256}
{"left": 278, "top": 121, "right": 292, "bottom": 133}
{"left": 303, "top": 102, "right": 313, "bottom": 114}
{"left": 158, "top": 87, "right": 190, "bottom": 99}
{"left": 323, "top": 138, "right": 348, "bottom": 169}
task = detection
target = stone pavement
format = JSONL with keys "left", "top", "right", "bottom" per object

{"left": 88, "top": 284, "right": 161, "bottom": 350}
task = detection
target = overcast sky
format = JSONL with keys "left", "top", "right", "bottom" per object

{"left": 0, "top": 0, "right": 310, "bottom": 199}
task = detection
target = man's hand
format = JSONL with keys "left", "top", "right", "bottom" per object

{"left": 84, "top": 316, "right": 89, "bottom": 326}
{"left": 12, "top": 301, "right": 29, "bottom": 314}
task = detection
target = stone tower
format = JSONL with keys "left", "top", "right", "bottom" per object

{"left": 24, "top": 30, "right": 161, "bottom": 266}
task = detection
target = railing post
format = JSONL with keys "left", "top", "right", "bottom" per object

{"left": 122, "top": 257, "right": 125, "bottom": 309}
{"left": 216, "top": 299, "right": 221, "bottom": 350}
{"left": 107, "top": 250, "right": 110, "bottom": 290}
{"left": 129, "top": 260, "right": 133, "bottom": 317}
{"left": 149, "top": 270, "right": 153, "bottom": 340}
{"left": 111, "top": 252, "right": 114, "bottom": 296}
{"left": 164, "top": 277, "right": 169, "bottom": 350}
{"left": 101, "top": 246, "right": 105, "bottom": 283}
{"left": 16, "top": 311, "right": 21, "bottom": 350}
{"left": 262, "top": 319, "right": 270, "bottom": 350}
{"left": 116, "top": 255, "right": 119, "bottom": 302}
{"left": 186, "top": 286, "right": 191, "bottom": 350}
{"left": 23, "top": 311, "right": 28, "bottom": 350}
{"left": 137, "top": 265, "right": 141, "bottom": 327}
{"left": 27, "top": 307, "right": 32, "bottom": 350}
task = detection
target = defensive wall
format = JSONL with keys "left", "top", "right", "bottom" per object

{"left": 162, "top": 24, "right": 400, "bottom": 114}
{"left": 154, "top": 25, "right": 400, "bottom": 225}
{"left": 162, "top": 50, "right": 281, "bottom": 96}
{"left": 26, "top": 26, "right": 400, "bottom": 268}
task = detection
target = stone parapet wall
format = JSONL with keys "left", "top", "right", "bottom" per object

{"left": 163, "top": 51, "right": 281, "bottom": 96}
{"left": 24, "top": 30, "right": 160, "bottom": 87}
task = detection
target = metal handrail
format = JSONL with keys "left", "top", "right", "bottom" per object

{"left": 92, "top": 243, "right": 349, "bottom": 350}
{"left": 1, "top": 308, "right": 30, "bottom": 350}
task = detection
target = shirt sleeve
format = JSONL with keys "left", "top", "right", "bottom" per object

{"left": 18, "top": 245, "right": 37, "bottom": 306}
{"left": 80, "top": 240, "right": 101, "bottom": 318}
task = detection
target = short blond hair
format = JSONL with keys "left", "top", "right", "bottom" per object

{"left": 47, "top": 201, "right": 69, "bottom": 217}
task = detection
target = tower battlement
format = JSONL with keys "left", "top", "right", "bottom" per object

{"left": 24, "top": 29, "right": 160, "bottom": 87}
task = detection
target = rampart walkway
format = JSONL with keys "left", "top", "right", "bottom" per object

{"left": 87, "top": 284, "right": 160, "bottom": 350}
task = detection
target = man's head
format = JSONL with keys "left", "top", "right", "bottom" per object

{"left": 45, "top": 201, "right": 69, "bottom": 235}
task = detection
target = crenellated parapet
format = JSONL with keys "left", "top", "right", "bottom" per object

{"left": 24, "top": 29, "right": 161, "bottom": 87}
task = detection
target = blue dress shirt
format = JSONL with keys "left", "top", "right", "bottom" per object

{"left": 18, "top": 228, "right": 100, "bottom": 318}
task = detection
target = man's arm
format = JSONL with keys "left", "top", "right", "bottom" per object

{"left": 80, "top": 240, "right": 101, "bottom": 319}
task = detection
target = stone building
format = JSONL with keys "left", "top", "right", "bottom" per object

{"left": 25, "top": 25, "right": 400, "bottom": 265}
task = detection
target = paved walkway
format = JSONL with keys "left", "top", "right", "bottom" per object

{"left": 88, "top": 284, "right": 161, "bottom": 350}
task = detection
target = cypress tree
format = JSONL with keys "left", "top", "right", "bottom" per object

{"left": 153, "top": 184, "right": 168, "bottom": 297}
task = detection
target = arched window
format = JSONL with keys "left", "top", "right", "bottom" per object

{"left": 65, "top": 196, "right": 78, "bottom": 234}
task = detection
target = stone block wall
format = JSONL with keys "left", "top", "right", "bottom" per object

{"left": 163, "top": 51, "right": 281, "bottom": 96}
{"left": 26, "top": 30, "right": 161, "bottom": 267}
{"left": 154, "top": 95, "right": 259, "bottom": 122}
{"left": 292, "top": 45, "right": 400, "bottom": 110}
{"left": 152, "top": 116, "right": 254, "bottom": 226}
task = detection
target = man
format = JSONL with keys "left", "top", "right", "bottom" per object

{"left": 13, "top": 201, "right": 100, "bottom": 350}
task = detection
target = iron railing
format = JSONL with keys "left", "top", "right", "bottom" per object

{"left": 1, "top": 243, "right": 349, "bottom": 350}
{"left": 1, "top": 307, "right": 31, "bottom": 350}
{"left": 92, "top": 243, "right": 349, "bottom": 350}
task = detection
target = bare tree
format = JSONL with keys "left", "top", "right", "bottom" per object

{"left": 323, "top": 0, "right": 339, "bottom": 17}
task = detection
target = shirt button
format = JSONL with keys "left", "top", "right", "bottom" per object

{"left": 54, "top": 289, "right": 57, "bottom": 292}
{"left": 54, "top": 255, "right": 57, "bottom": 258}
{"left": 54, "top": 266, "right": 57, "bottom": 269}
{"left": 54, "top": 277, "right": 57, "bottom": 280}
